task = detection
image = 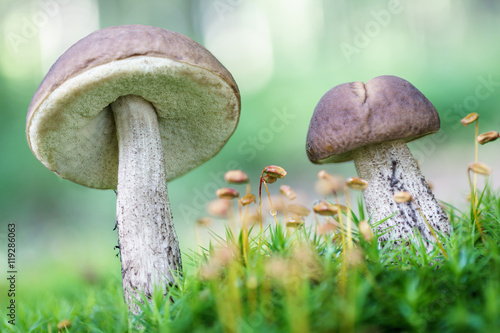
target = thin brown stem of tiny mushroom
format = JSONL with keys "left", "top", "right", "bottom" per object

{"left": 235, "top": 195, "right": 249, "bottom": 266}
{"left": 467, "top": 169, "right": 483, "bottom": 242}
{"left": 474, "top": 119, "right": 479, "bottom": 195}
{"left": 332, "top": 192, "right": 347, "bottom": 251}
{"left": 343, "top": 184, "right": 353, "bottom": 250}
{"left": 263, "top": 181, "right": 279, "bottom": 225}
{"left": 467, "top": 164, "right": 491, "bottom": 243}
{"left": 112, "top": 95, "right": 182, "bottom": 313}
{"left": 240, "top": 201, "right": 250, "bottom": 266}
{"left": 258, "top": 174, "right": 264, "bottom": 233}
{"left": 334, "top": 194, "right": 348, "bottom": 295}
{"left": 353, "top": 139, "right": 450, "bottom": 253}
{"left": 257, "top": 174, "right": 277, "bottom": 229}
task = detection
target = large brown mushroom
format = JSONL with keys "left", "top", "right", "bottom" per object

{"left": 26, "top": 25, "right": 240, "bottom": 312}
{"left": 306, "top": 75, "right": 450, "bottom": 252}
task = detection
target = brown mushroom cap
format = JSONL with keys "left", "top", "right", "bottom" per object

{"left": 26, "top": 25, "right": 240, "bottom": 189}
{"left": 306, "top": 75, "right": 439, "bottom": 163}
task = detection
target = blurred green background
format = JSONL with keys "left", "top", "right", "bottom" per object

{"left": 1, "top": 0, "right": 500, "bottom": 294}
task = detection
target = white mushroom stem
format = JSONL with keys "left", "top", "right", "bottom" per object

{"left": 353, "top": 139, "right": 450, "bottom": 252}
{"left": 111, "top": 95, "right": 182, "bottom": 313}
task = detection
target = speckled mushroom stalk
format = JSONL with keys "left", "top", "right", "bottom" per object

{"left": 353, "top": 139, "right": 450, "bottom": 251}
{"left": 112, "top": 95, "right": 181, "bottom": 312}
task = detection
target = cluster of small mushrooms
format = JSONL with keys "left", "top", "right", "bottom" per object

{"left": 27, "top": 25, "right": 450, "bottom": 314}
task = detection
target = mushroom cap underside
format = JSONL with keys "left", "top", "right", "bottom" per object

{"left": 26, "top": 25, "right": 241, "bottom": 189}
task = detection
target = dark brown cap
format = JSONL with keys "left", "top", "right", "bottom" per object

{"left": 27, "top": 25, "right": 240, "bottom": 189}
{"left": 306, "top": 75, "right": 440, "bottom": 163}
